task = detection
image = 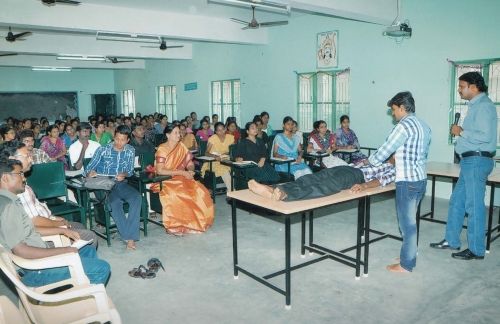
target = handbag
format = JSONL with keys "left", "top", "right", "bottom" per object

{"left": 83, "top": 176, "right": 116, "bottom": 191}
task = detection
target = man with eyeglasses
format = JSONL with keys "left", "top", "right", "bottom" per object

{"left": 0, "top": 148, "right": 110, "bottom": 287}
{"left": 18, "top": 129, "right": 51, "bottom": 164}
{"left": 2, "top": 141, "right": 97, "bottom": 248}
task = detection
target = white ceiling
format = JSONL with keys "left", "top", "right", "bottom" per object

{"left": 0, "top": 0, "right": 397, "bottom": 70}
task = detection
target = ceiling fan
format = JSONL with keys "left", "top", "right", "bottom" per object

{"left": 230, "top": 5, "right": 288, "bottom": 30}
{"left": 0, "top": 53, "right": 18, "bottom": 57}
{"left": 106, "top": 57, "right": 134, "bottom": 64}
{"left": 142, "top": 38, "right": 184, "bottom": 51}
{"left": 5, "top": 27, "right": 31, "bottom": 42}
{"left": 41, "top": 0, "right": 81, "bottom": 5}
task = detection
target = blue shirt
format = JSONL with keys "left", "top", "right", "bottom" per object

{"left": 369, "top": 114, "right": 431, "bottom": 182}
{"left": 356, "top": 162, "right": 396, "bottom": 187}
{"left": 84, "top": 142, "right": 135, "bottom": 177}
{"left": 455, "top": 93, "right": 497, "bottom": 154}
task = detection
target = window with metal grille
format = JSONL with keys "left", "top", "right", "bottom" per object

{"left": 157, "top": 85, "right": 177, "bottom": 120}
{"left": 297, "top": 69, "right": 350, "bottom": 132}
{"left": 449, "top": 60, "right": 500, "bottom": 146}
{"left": 121, "top": 89, "right": 135, "bottom": 116}
{"left": 211, "top": 79, "right": 240, "bottom": 124}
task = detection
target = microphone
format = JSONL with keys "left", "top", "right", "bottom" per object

{"left": 452, "top": 112, "right": 461, "bottom": 137}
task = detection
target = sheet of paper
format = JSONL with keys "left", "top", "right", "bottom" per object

{"left": 71, "top": 239, "right": 93, "bottom": 249}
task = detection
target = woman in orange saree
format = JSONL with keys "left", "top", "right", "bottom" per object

{"left": 155, "top": 125, "right": 214, "bottom": 234}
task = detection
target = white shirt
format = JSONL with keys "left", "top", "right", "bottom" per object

{"left": 68, "top": 140, "right": 101, "bottom": 169}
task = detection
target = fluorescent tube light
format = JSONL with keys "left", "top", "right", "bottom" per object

{"left": 57, "top": 54, "right": 106, "bottom": 61}
{"left": 32, "top": 66, "right": 72, "bottom": 72}
{"left": 96, "top": 31, "right": 161, "bottom": 43}
{"left": 209, "top": 0, "right": 290, "bottom": 13}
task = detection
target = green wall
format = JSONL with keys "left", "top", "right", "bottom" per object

{"left": 0, "top": 67, "right": 115, "bottom": 118}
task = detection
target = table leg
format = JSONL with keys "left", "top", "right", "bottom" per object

{"left": 487, "top": 184, "right": 495, "bottom": 252}
{"left": 308, "top": 211, "right": 314, "bottom": 247}
{"left": 231, "top": 199, "right": 239, "bottom": 279}
{"left": 301, "top": 212, "right": 306, "bottom": 257}
{"left": 356, "top": 196, "right": 364, "bottom": 279}
{"left": 285, "top": 216, "right": 291, "bottom": 308}
{"left": 363, "top": 196, "right": 370, "bottom": 277}
{"left": 416, "top": 200, "right": 421, "bottom": 245}
{"left": 430, "top": 176, "right": 436, "bottom": 219}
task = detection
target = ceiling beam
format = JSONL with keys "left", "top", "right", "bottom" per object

{"left": 0, "top": 0, "right": 269, "bottom": 45}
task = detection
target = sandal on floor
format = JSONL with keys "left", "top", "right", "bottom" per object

{"left": 128, "top": 265, "right": 156, "bottom": 279}
{"left": 147, "top": 258, "right": 165, "bottom": 273}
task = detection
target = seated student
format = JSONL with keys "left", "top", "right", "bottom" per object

{"left": 225, "top": 119, "right": 241, "bottom": 144}
{"left": 84, "top": 126, "right": 141, "bottom": 250}
{"left": 195, "top": 119, "right": 214, "bottom": 142}
{"left": 0, "top": 125, "right": 16, "bottom": 145}
{"left": 40, "top": 125, "right": 68, "bottom": 169}
{"left": 210, "top": 114, "right": 219, "bottom": 131}
{"left": 19, "top": 129, "right": 51, "bottom": 165}
{"left": 0, "top": 157, "right": 110, "bottom": 287}
{"left": 253, "top": 115, "right": 269, "bottom": 146}
{"left": 272, "top": 116, "right": 312, "bottom": 179}
{"left": 90, "top": 120, "right": 113, "bottom": 146}
{"left": 180, "top": 124, "right": 198, "bottom": 151}
{"left": 260, "top": 111, "right": 274, "bottom": 135}
{"left": 130, "top": 124, "right": 155, "bottom": 156}
{"left": 154, "top": 125, "right": 214, "bottom": 235}
{"left": 200, "top": 122, "right": 234, "bottom": 192}
{"left": 61, "top": 124, "right": 78, "bottom": 149}
{"left": 307, "top": 120, "right": 346, "bottom": 168}
{"left": 2, "top": 141, "right": 97, "bottom": 248}
{"left": 235, "top": 122, "right": 280, "bottom": 184}
{"left": 334, "top": 115, "right": 368, "bottom": 164}
{"left": 68, "top": 123, "right": 101, "bottom": 171}
{"left": 248, "top": 158, "right": 395, "bottom": 201}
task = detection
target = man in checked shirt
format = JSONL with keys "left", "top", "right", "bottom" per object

{"left": 369, "top": 91, "right": 431, "bottom": 273}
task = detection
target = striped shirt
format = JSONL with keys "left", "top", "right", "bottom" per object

{"left": 369, "top": 114, "right": 431, "bottom": 182}
{"left": 31, "top": 148, "right": 51, "bottom": 164}
{"left": 356, "top": 162, "right": 396, "bottom": 187}
{"left": 83, "top": 142, "right": 135, "bottom": 177}
{"left": 18, "top": 185, "right": 52, "bottom": 219}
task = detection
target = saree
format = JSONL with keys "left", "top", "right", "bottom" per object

{"left": 40, "top": 136, "right": 68, "bottom": 169}
{"left": 308, "top": 131, "right": 347, "bottom": 168}
{"left": 155, "top": 142, "right": 214, "bottom": 234}
{"left": 272, "top": 133, "right": 311, "bottom": 179}
{"left": 334, "top": 128, "right": 368, "bottom": 164}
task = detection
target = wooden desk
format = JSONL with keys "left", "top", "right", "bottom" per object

{"left": 422, "top": 161, "right": 500, "bottom": 252}
{"left": 227, "top": 183, "right": 396, "bottom": 307}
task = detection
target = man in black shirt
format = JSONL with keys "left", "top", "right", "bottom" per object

{"left": 130, "top": 124, "right": 155, "bottom": 156}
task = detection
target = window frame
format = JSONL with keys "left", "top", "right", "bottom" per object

{"left": 211, "top": 79, "right": 241, "bottom": 123}
{"left": 121, "top": 89, "right": 136, "bottom": 116}
{"left": 157, "top": 85, "right": 177, "bottom": 120}
{"left": 296, "top": 69, "right": 350, "bottom": 132}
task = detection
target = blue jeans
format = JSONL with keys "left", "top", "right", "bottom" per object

{"left": 395, "top": 180, "right": 426, "bottom": 271}
{"left": 108, "top": 181, "right": 142, "bottom": 241}
{"left": 21, "top": 246, "right": 110, "bottom": 287}
{"left": 445, "top": 156, "right": 494, "bottom": 256}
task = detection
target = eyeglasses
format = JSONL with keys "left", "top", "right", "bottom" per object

{"left": 6, "top": 171, "right": 24, "bottom": 177}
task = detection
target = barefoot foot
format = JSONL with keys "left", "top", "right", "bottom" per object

{"left": 386, "top": 263, "right": 409, "bottom": 273}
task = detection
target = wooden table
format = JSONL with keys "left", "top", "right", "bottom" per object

{"left": 421, "top": 161, "right": 500, "bottom": 252}
{"left": 227, "top": 183, "right": 396, "bottom": 307}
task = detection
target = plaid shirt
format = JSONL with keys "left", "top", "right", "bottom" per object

{"left": 31, "top": 148, "right": 52, "bottom": 164}
{"left": 356, "top": 163, "right": 396, "bottom": 187}
{"left": 84, "top": 143, "right": 135, "bottom": 177}
{"left": 369, "top": 114, "right": 431, "bottom": 182}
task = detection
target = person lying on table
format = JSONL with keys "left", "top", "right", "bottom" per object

{"left": 248, "top": 157, "right": 395, "bottom": 201}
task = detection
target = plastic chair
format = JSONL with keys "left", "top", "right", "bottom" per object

{"left": 0, "top": 245, "right": 121, "bottom": 324}
{"left": 0, "top": 296, "right": 25, "bottom": 324}
{"left": 27, "top": 162, "right": 85, "bottom": 225}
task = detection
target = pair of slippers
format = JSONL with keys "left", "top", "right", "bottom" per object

{"left": 128, "top": 258, "right": 165, "bottom": 279}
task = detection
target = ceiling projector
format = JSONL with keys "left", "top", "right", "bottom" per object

{"left": 383, "top": 22, "right": 412, "bottom": 37}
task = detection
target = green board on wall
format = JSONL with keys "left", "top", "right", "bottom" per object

{"left": 0, "top": 92, "right": 78, "bottom": 122}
